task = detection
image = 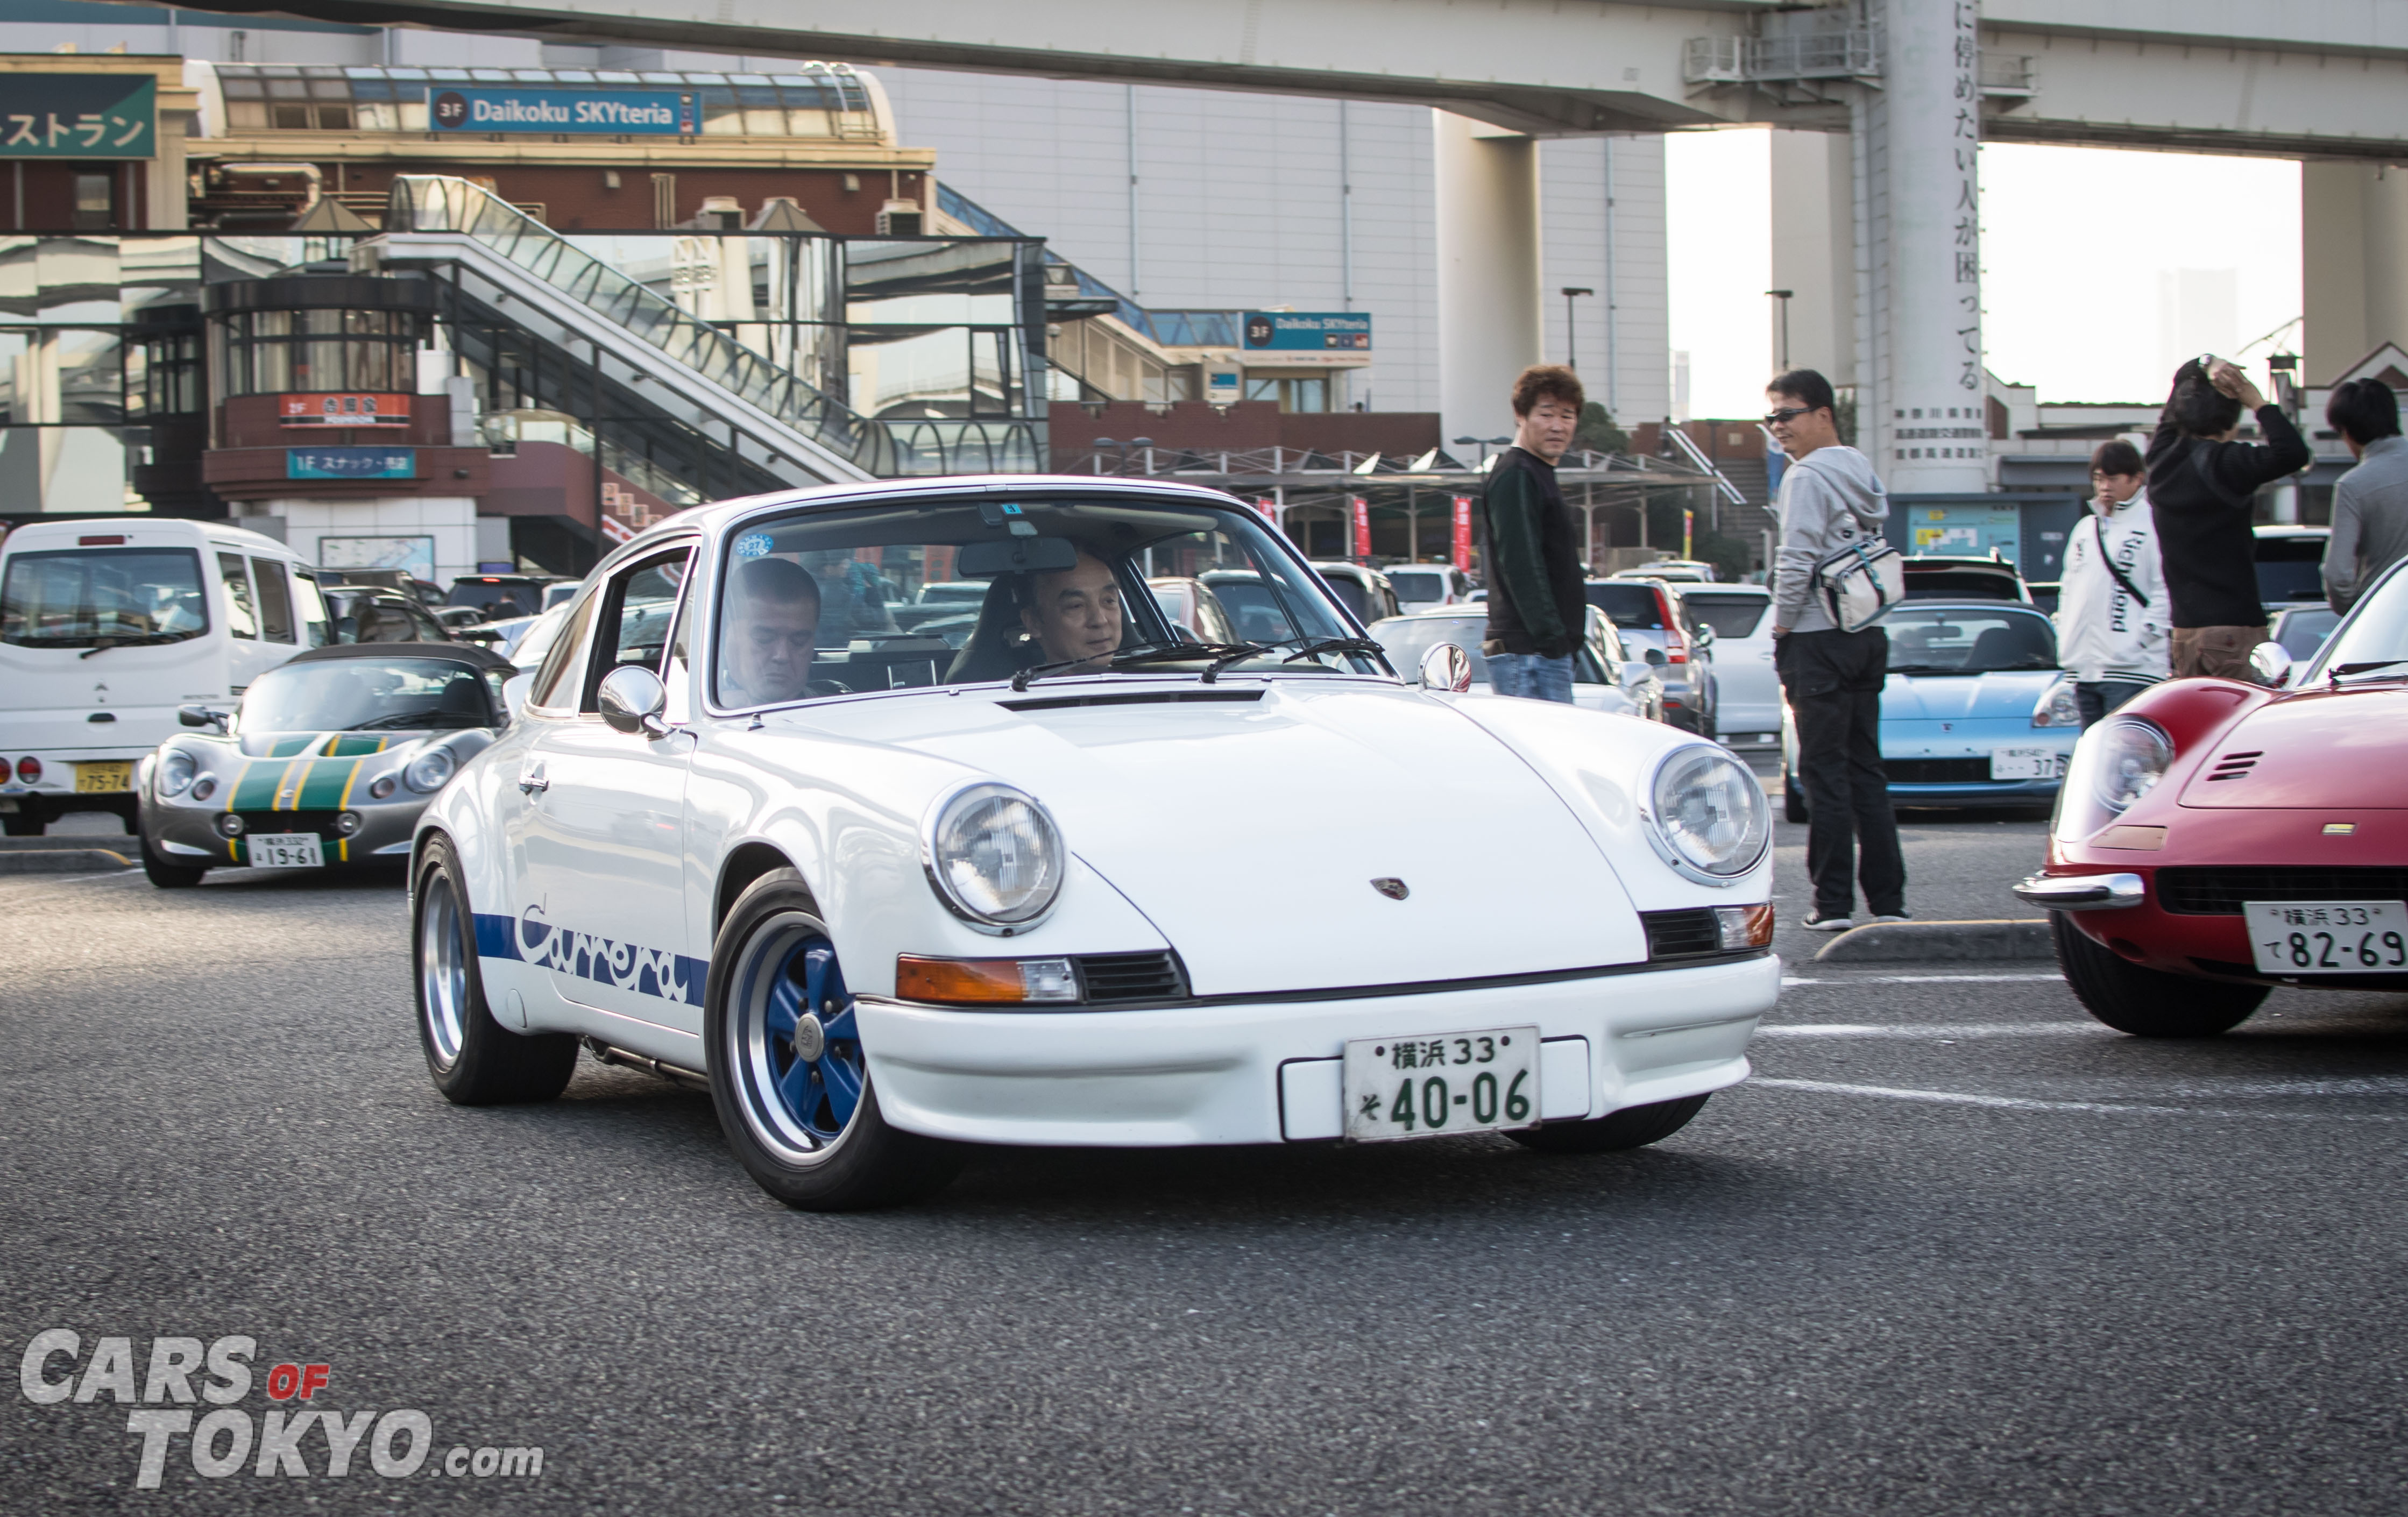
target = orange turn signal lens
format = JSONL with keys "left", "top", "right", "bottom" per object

{"left": 896, "top": 954, "right": 1079, "bottom": 1005}
{"left": 1714, "top": 903, "right": 1777, "bottom": 950}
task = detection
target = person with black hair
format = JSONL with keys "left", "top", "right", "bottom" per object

{"left": 1480, "top": 364, "right": 1587, "bottom": 703}
{"left": 2321, "top": 378, "right": 2408, "bottom": 614}
{"left": 2056, "top": 439, "right": 2168, "bottom": 725}
{"left": 2144, "top": 358, "right": 2311, "bottom": 679}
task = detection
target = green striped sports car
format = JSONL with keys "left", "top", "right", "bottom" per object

{"left": 135, "top": 642, "right": 516, "bottom": 887}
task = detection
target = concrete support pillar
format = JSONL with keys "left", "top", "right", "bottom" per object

{"left": 1768, "top": 129, "right": 1854, "bottom": 386}
{"left": 1435, "top": 110, "right": 1540, "bottom": 445}
{"left": 2303, "top": 161, "right": 2408, "bottom": 384}
{"left": 1856, "top": 0, "right": 1988, "bottom": 494}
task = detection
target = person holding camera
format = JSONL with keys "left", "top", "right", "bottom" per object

{"left": 2056, "top": 439, "right": 2169, "bottom": 725}
{"left": 2144, "top": 357, "right": 2311, "bottom": 679}
{"left": 2321, "top": 378, "right": 2408, "bottom": 614}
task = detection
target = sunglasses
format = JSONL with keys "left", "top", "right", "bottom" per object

{"left": 1763, "top": 406, "right": 1816, "bottom": 426}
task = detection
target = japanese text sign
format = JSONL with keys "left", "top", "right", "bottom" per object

{"left": 0, "top": 76, "right": 155, "bottom": 159}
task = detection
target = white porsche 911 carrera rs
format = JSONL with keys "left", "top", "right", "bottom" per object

{"left": 410, "top": 476, "right": 1778, "bottom": 1209}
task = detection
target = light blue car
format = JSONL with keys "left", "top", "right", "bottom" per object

{"left": 1781, "top": 600, "right": 2081, "bottom": 821}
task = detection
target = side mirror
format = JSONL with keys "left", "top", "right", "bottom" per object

{"left": 1693, "top": 623, "right": 1717, "bottom": 649}
{"left": 500, "top": 672, "right": 535, "bottom": 720}
{"left": 597, "top": 664, "right": 669, "bottom": 736}
{"left": 1418, "top": 642, "right": 1474, "bottom": 692}
{"left": 2248, "top": 640, "right": 2294, "bottom": 688}
{"left": 178, "top": 705, "right": 228, "bottom": 732}
{"left": 1644, "top": 646, "right": 1668, "bottom": 666}
{"left": 1621, "top": 660, "right": 1655, "bottom": 690}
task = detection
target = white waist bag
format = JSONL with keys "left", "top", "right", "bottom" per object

{"left": 1814, "top": 537, "right": 1906, "bottom": 633}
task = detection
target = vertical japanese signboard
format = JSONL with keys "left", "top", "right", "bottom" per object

{"left": 1950, "top": 0, "right": 1981, "bottom": 399}
{"left": 1451, "top": 496, "right": 1474, "bottom": 571}
{"left": 0, "top": 76, "right": 155, "bottom": 158}
{"left": 1350, "top": 497, "right": 1371, "bottom": 560}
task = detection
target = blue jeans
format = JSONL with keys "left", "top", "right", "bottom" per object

{"left": 1488, "top": 652, "right": 1575, "bottom": 703}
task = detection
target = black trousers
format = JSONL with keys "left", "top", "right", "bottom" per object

{"left": 1779, "top": 626, "right": 1906, "bottom": 917}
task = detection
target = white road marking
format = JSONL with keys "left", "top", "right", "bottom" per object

{"left": 1758, "top": 1022, "right": 2101, "bottom": 1038}
{"left": 1753, "top": 1076, "right": 2408, "bottom": 1120}
{"left": 1782, "top": 973, "right": 2063, "bottom": 987}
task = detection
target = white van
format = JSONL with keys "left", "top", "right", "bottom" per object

{"left": 0, "top": 518, "right": 323, "bottom": 834}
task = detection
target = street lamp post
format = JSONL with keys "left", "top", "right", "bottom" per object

{"left": 1560, "top": 287, "right": 1593, "bottom": 371}
{"left": 1766, "top": 289, "right": 1794, "bottom": 373}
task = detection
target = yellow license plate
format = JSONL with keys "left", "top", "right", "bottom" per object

{"left": 75, "top": 761, "right": 133, "bottom": 793}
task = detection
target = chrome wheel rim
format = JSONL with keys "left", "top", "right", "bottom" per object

{"left": 728, "top": 917, "right": 865, "bottom": 1165}
{"left": 419, "top": 878, "right": 469, "bottom": 1069}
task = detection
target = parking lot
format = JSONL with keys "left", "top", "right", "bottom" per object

{"left": 8, "top": 795, "right": 2407, "bottom": 1515}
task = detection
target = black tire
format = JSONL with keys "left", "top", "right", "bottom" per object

{"left": 139, "top": 831, "right": 205, "bottom": 888}
{"left": 1782, "top": 768, "right": 1809, "bottom": 824}
{"left": 1507, "top": 1093, "right": 1710, "bottom": 1153}
{"left": 2052, "top": 912, "right": 2267, "bottom": 1037}
{"left": 706, "top": 868, "right": 962, "bottom": 1211}
{"left": 413, "top": 834, "right": 578, "bottom": 1103}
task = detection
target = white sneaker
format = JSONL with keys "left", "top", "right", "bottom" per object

{"left": 1801, "top": 911, "right": 1854, "bottom": 932}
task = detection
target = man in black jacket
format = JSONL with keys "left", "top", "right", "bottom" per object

{"left": 2145, "top": 358, "right": 2311, "bottom": 679}
{"left": 1481, "top": 364, "right": 1588, "bottom": 701}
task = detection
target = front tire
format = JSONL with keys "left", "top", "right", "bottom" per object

{"left": 1507, "top": 1093, "right": 1710, "bottom": 1153}
{"left": 413, "top": 835, "right": 578, "bottom": 1102}
{"left": 2052, "top": 912, "right": 2267, "bottom": 1037}
{"left": 139, "top": 832, "right": 205, "bottom": 888}
{"left": 705, "top": 869, "right": 962, "bottom": 1211}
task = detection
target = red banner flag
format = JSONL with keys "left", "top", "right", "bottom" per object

{"left": 1350, "top": 495, "right": 1371, "bottom": 559}
{"left": 1451, "top": 495, "right": 1474, "bottom": 571}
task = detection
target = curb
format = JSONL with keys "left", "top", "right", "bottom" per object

{"left": 0, "top": 835, "right": 131, "bottom": 852}
{"left": 0, "top": 848, "right": 135, "bottom": 874}
{"left": 1814, "top": 918, "right": 2053, "bottom": 962}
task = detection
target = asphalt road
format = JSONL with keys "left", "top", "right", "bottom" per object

{"left": 9, "top": 810, "right": 2408, "bottom": 1515}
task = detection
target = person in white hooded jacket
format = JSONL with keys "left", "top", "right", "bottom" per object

{"left": 1767, "top": 368, "right": 1906, "bottom": 932}
{"left": 2055, "top": 439, "right": 2169, "bottom": 726}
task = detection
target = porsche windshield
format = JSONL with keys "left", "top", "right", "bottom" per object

{"left": 240, "top": 658, "right": 498, "bottom": 733}
{"left": 1, "top": 547, "right": 209, "bottom": 648}
{"left": 711, "top": 495, "right": 1379, "bottom": 706}
{"left": 1882, "top": 608, "right": 2059, "bottom": 674}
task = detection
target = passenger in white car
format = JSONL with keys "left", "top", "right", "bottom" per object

{"left": 719, "top": 557, "right": 821, "bottom": 705}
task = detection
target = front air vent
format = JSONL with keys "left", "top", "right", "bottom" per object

{"left": 1640, "top": 908, "right": 1724, "bottom": 960}
{"left": 1076, "top": 951, "right": 1188, "bottom": 1003}
{"left": 2204, "top": 750, "right": 2262, "bottom": 782}
{"left": 2158, "top": 866, "right": 2408, "bottom": 915}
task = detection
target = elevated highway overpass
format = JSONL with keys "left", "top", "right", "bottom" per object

{"left": 147, "top": 0, "right": 2408, "bottom": 491}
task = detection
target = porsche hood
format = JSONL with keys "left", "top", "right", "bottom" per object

{"left": 816, "top": 683, "right": 1654, "bottom": 996}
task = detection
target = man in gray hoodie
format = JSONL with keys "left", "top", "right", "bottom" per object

{"left": 1767, "top": 368, "right": 1906, "bottom": 931}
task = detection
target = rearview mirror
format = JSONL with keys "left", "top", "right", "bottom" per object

{"left": 597, "top": 664, "right": 669, "bottom": 737}
{"left": 1418, "top": 642, "right": 1474, "bottom": 692}
{"left": 2248, "top": 640, "right": 2293, "bottom": 688}
{"left": 958, "top": 536, "right": 1079, "bottom": 578}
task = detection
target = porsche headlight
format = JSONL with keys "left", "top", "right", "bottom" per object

{"left": 2090, "top": 718, "right": 2172, "bottom": 813}
{"left": 403, "top": 747, "right": 457, "bottom": 795}
{"left": 158, "top": 749, "right": 196, "bottom": 797}
{"left": 1646, "top": 746, "right": 1772, "bottom": 884}
{"left": 923, "top": 782, "right": 1065, "bottom": 933}
{"left": 2031, "top": 678, "right": 2083, "bottom": 728}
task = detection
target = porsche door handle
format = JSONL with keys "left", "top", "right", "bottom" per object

{"left": 516, "top": 764, "right": 549, "bottom": 796}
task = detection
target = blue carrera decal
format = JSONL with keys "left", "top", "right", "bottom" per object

{"left": 473, "top": 907, "right": 709, "bottom": 1006}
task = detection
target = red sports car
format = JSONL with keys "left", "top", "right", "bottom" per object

{"left": 2016, "top": 562, "right": 2408, "bottom": 1036}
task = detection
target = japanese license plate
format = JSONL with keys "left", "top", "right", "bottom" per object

{"left": 1989, "top": 747, "right": 2063, "bottom": 780}
{"left": 245, "top": 833, "right": 325, "bottom": 869}
{"left": 2244, "top": 900, "right": 2408, "bottom": 975}
{"left": 1342, "top": 1025, "right": 1539, "bottom": 1143}
{"left": 74, "top": 761, "right": 132, "bottom": 793}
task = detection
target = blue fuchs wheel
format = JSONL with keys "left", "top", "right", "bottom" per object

{"left": 760, "top": 937, "right": 865, "bottom": 1149}
{"left": 707, "top": 869, "right": 963, "bottom": 1208}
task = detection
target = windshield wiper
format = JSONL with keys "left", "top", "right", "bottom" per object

{"left": 1204, "top": 635, "right": 1387, "bottom": 683}
{"left": 1010, "top": 639, "right": 1222, "bottom": 693}
{"left": 2330, "top": 660, "right": 2408, "bottom": 683}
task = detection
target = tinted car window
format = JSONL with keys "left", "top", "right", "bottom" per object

{"left": 1883, "top": 608, "right": 2058, "bottom": 673}
{"left": 2255, "top": 535, "right": 2328, "bottom": 604}
{"left": 1680, "top": 593, "right": 1768, "bottom": 639}
{"left": 1902, "top": 569, "right": 2020, "bottom": 601}
{"left": 1585, "top": 582, "right": 1664, "bottom": 629}
{"left": 1, "top": 547, "right": 208, "bottom": 647}
{"left": 1388, "top": 569, "right": 1445, "bottom": 603}
{"left": 2275, "top": 606, "right": 2339, "bottom": 660}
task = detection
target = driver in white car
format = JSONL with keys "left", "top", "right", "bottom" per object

{"left": 1018, "top": 550, "right": 1125, "bottom": 671}
{"left": 719, "top": 557, "right": 822, "bottom": 705}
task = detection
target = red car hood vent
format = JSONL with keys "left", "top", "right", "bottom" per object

{"left": 2178, "top": 687, "right": 2408, "bottom": 809}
